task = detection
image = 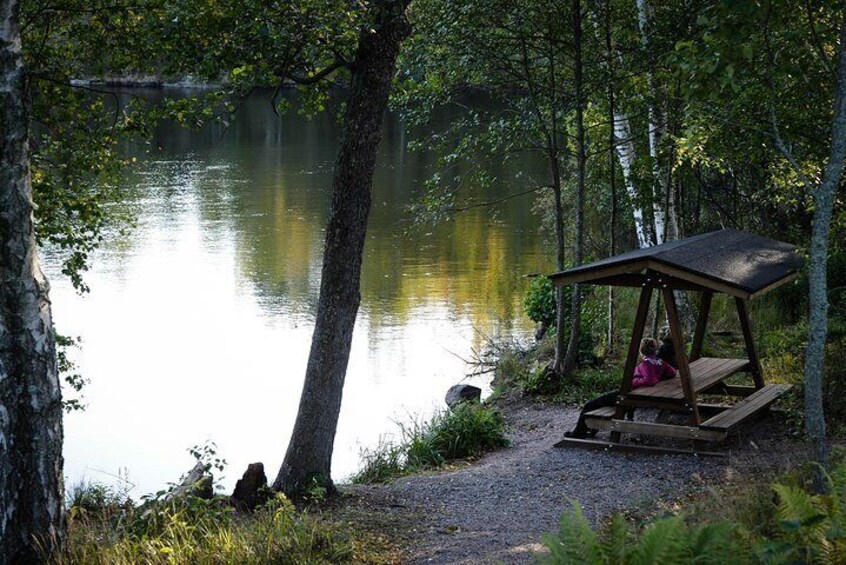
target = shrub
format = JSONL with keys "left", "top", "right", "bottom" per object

{"left": 523, "top": 277, "right": 598, "bottom": 364}
{"left": 418, "top": 402, "right": 509, "bottom": 463}
{"left": 524, "top": 277, "right": 557, "bottom": 329}
{"left": 352, "top": 403, "right": 509, "bottom": 483}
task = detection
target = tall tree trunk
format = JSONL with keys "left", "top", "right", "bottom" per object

{"left": 551, "top": 150, "right": 568, "bottom": 374}
{"left": 0, "top": 1, "right": 65, "bottom": 561}
{"left": 605, "top": 0, "right": 617, "bottom": 356}
{"left": 563, "top": 0, "right": 585, "bottom": 374}
{"left": 588, "top": 0, "right": 650, "bottom": 249}
{"left": 612, "top": 114, "right": 651, "bottom": 247}
{"left": 635, "top": 0, "right": 667, "bottom": 245}
{"left": 804, "top": 11, "right": 846, "bottom": 494}
{"left": 273, "top": 1, "right": 411, "bottom": 497}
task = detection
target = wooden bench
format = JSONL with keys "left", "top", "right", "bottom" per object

{"left": 584, "top": 406, "right": 617, "bottom": 419}
{"left": 626, "top": 357, "right": 750, "bottom": 401}
{"left": 700, "top": 384, "right": 791, "bottom": 431}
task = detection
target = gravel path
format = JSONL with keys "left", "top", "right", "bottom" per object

{"left": 344, "top": 394, "right": 805, "bottom": 564}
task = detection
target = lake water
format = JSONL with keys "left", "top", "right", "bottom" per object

{"left": 44, "top": 89, "right": 551, "bottom": 496}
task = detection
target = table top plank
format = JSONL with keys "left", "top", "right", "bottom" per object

{"left": 624, "top": 357, "right": 750, "bottom": 401}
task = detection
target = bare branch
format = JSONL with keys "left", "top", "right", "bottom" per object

{"left": 287, "top": 59, "right": 350, "bottom": 85}
{"left": 452, "top": 184, "right": 550, "bottom": 213}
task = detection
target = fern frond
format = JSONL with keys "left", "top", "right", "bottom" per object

{"left": 773, "top": 484, "right": 825, "bottom": 524}
{"left": 539, "top": 502, "right": 604, "bottom": 565}
{"left": 628, "top": 517, "right": 687, "bottom": 565}
{"left": 687, "top": 522, "right": 748, "bottom": 564}
{"left": 599, "top": 514, "right": 630, "bottom": 565}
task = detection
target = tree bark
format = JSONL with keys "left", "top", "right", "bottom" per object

{"left": 803, "top": 10, "right": 846, "bottom": 494}
{"left": 588, "top": 0, "right": 650, "bottom": 249}
{"left": 635, "top": 0, "right": 668, "bottom": 245}
{"left": 0, "top": 1, "right": 65, "bottom": 561}
{"left": 605, "top": 0, "right": 617, "bottom": 356}
{"left": 563, "top": 0, "right": 586, "bottom": 374}
{"left": 551, "top": 149, "right": 568, "bottom": 374}
{"left": 273, "top": 1, "right": 411, "bottom": 497}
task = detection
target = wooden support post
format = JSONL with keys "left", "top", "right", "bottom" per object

{"left": 690, "top": 291, "right": 712, "bottom": 361}
{"left": 736, "top": 297, "right": 764, "bottom": 389}
{"left": 611, "top": 286, "right": 653, "bottom": 441}
{"left": 663, "top": 288, "right": 701, "bottom": 425}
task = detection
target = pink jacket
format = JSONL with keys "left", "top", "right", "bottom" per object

{"left": 632, "top": 355, "right": 676, "bottom": 388}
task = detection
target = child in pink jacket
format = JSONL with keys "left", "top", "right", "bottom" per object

{"left": 632, "top": 338, "right": 676, "bottom": 387}
{"left": 565, "top": 337, "right": 675, "bottom": 439}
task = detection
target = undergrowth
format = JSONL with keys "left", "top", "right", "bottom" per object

{"left": 51, "top": 481, "right": 394, "bottom": 564}
{"left": 540, "top": 459, "right": 846, "bottom": 564}
{"left": 352, "top": 402, "right": 509, "bottom": 484}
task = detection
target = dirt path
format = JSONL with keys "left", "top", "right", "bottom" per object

{"left": 341, "top": 394, "right": 805, "bottom": 564}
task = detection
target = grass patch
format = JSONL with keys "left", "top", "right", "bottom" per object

{"left": 352, "top": 402, "right": 509, "bottom": 484}
{"left": 51, "top": 481, "right": 396, "bottom": 564}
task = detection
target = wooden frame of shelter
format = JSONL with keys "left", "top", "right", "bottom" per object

{"left": 550, "top": 229, "right": 803, "bottom": 451}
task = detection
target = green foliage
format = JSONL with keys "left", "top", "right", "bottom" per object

{"left": 522, "top": 280, "right": 600, "bottom": 371}
{"left": 758, "top": 463, "right": 846, "bottom": 564}
{"left": 56, "top": 333, "right": 87, "bottom": 412}
{"left": 55, "top": 489, "right": 361, "bottom": 565}
{"left": 540, "top": 503, "right": 744, "bottom": 565}
{"left": 542, "top": 462, "right": 846, "bottom": 565}
{"left": 67, "top": 479, "right": 133, "bottom": 519}
{"left": 352, "top": 403, "right": 509, "bottom": 484}
{"left": 525, "top": 277, "right": 556, "bottom": 329}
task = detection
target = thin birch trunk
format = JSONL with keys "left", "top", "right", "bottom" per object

{"left": 802, "top": 11, "right": 846, "bottom": 494}
{"left": 588, "top": 0, "right": 650, "bottom": 249}
{"left": 0, "top": 1, "right": 65, "bottom": 560}
{"left": 635, "top": 0, "right": 667, "bottom": 245}
{"left": 613, "top": 112, "right": 651, "bottom": 248}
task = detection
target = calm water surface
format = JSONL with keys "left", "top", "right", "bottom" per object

{"left": 44, "top": 90, "right": 551, "bottom": 496}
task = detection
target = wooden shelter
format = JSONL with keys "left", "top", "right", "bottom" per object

{"left": 551, "top": 229, "right": 803, "bottom": 450}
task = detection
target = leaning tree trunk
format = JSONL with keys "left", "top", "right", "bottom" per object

{"left": 273, "top": 2, "right": 411, "bottom": 497}
{"left": 0, "top": 1, "right": 65, "bottom": 561}
{"left": 563, "top": 0, "right": 586, "bottom": 375}
{"left": 804, "top": 10, "right": 846, "bottom": 494}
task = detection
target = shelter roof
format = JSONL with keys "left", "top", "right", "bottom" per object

{"left": 549, "top": 229, "right": 803, "bottom": 298}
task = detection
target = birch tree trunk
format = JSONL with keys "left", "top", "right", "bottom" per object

{"left": 635, "top": 0, "right": 668, "bottom": 245}
{"left": 803, "top": 11, "right": 846, "bottom": 494}
{"left": 273, "top": 1, "right": 411, "bottom": 497}
{"left": 588, "top": 0, "right": 650, "bottom": 249}
{"left": 0, "top": 1, "right": 65, "bottom": 560}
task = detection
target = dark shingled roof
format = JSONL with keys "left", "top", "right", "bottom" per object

{"left": 549, "top": 229, "right": 804, "bottom": 298}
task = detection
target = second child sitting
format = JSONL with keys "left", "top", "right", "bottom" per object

{"left": 633, "top": 337, "right": 676, "bottom": 387}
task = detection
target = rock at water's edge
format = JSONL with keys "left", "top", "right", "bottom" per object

{"left": 445, "top": 384, "right": 482, "bottom": 408}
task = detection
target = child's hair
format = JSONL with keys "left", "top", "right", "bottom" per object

{"left": 640, "top": 338, "right": 658, "bottom": 356}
